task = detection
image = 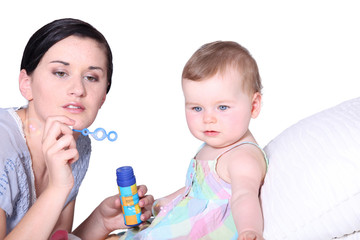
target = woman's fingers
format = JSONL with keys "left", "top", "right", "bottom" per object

{"left": 42, "top": 116, "right": 75, "bottom": 141}
{"left": 46, "top": 134, "right": 79, "bottom": 163}
{"left": 41, "top": 116, "right": 79, "bottom": 190}
{"left": 137, "top": 185, "right": 148, "bottom": 198}
{"left": 42, "top": 116, "right": 77, "bottom": 159}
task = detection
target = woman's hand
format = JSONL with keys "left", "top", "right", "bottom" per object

{"left": 100, "top": 185, "right": 154, "bottom": 231}
{"left": 41, "top": 116, "right": 79, "bottom": 192}
{"left": 3, "top": 117, "right": 79, "bottom": 239}
{"left": 73, "top": 185, "right": 154, "bottom": 239}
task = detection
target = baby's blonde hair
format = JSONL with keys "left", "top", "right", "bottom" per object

{"left": 182, "top": 41, "right": 262, "bottom": 94}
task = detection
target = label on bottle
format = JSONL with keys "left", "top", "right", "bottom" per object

{"left": 118, "top": 183, "right": 142, "bottom": 226}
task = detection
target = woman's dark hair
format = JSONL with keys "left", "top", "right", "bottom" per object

{"left": 21, "top": 18, "right": 113, "bottom": 93}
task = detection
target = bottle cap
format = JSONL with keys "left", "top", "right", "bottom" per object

{"left": 116, "top": 166, "right": 136, "bottom": 187}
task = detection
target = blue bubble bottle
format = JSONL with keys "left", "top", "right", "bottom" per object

{"left": 116, "top": 166, "right": 142, "bottom": 227}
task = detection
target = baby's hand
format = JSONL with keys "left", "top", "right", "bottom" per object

{"left": 238, "top": 230, "right": 264, "bottom": 240}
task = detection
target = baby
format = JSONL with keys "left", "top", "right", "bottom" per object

{"left": 121, "top": 41, "right": 268, "bottom": 240}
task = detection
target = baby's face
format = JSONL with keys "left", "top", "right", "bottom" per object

{"left": 182, "top": 69, "right": 258, "bottom": 148}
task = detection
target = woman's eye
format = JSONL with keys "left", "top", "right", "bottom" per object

{"left": 54, "top": 71, "right": 67, "bottom": 78}
{"left": 193, "top": 106, "right": 202, "bottom": 112}
{"left": 84, "top": 75, "right": 98, "bottom": 82}
{"left": 219, "top": 105, "right": 229, "bottom": 111}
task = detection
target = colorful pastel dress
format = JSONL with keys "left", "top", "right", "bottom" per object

{"left": 119, "top": 142, "right": 268, "bottom": 240}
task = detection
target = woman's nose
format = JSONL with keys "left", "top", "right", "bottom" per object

{"left": 68, "top": 77, "right": 86, "bottom": 97}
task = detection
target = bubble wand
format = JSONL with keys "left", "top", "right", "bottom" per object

{"left": 73, "top": 127, "right": 118, "bottom": 141}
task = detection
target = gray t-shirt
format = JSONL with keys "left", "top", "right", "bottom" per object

{"left": 0, "top": 108, "right": 91, "bottom": 233}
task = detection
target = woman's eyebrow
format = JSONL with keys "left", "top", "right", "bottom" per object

{"left": 89, "top": 66, "right": 104, "bottom": 72}
{"left": 50, "top": 60, "right": 69, "bottom": 65}
{"left": 49, "top": 60, "right": 104, "bottom": 72}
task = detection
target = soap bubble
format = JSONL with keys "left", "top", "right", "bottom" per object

{"left": 24, "top": 117, "right": 42, "bottom": 136}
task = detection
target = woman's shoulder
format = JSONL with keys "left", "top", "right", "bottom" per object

{"left": 0, "top": 107, "right": 22, "bottom": 131}
{"left": 0, "top": 107, "right": 13, "bottom": 123}
{"left": 0, "top": 106, "right": 28, "bottom": 144}
{"left": 0, "top": 107, "right": 31, "bottom": 175}
{"left": 0, "top": 128, "right": 32, "bottom": 217}
{"left": 0, "top": 108, "right": 28, "bottom": 154}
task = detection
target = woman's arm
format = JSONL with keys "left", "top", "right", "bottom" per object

{"left": 52, "top": 199, "right": 76, "bottom": 234}
{"left": 0, "top": 209, "right": 6, "bottom": 239}
{"left": 4, "top": 116, "right": 79, "bottom": 239}
{"left": 5, "top": 186, "right": 71, "bottom": 240}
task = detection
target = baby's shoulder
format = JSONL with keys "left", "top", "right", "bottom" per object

{"left": 220, "top": 142, "right": 265, "bottom": 164}
{"left": 217, "top": 143, "right": 267, "bottom": 181}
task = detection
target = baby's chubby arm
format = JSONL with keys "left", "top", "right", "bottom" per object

{"left": 224, "top": 145, "right": 266, "bottom": 240}
{"left": 152, "top": 187, "right": 186, "bottom": 216}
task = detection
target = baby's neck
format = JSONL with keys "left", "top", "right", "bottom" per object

{"left": 196, "top": 132, "right": 256, "bottom": 160}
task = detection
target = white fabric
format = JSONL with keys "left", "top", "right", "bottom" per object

{"left": 261, "top": 97, "right": 360, "bottom": 240}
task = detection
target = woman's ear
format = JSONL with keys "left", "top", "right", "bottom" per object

{"left": 19, "top": 69, "right": 33, "bottom": 101}
{"left": 251, "top": 92, "right": 262, "bottom": 119}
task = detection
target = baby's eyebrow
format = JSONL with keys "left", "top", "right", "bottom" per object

{"left": 185, "top": 101, "right": 199, "bottom": 106}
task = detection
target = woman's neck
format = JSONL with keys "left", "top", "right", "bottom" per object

{"left": 16, "top": 107, "right": 48, "bottom": 195}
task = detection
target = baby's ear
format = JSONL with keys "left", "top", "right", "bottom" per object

{"left": 19, "top": 69, "right": 33, "bottom": 101}
{"left": 251, "top": 92, "right": 262, "bottom": 119}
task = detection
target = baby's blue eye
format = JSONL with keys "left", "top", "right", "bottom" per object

{"left": 219, "top": 105, "right": 229, "bottom": 111}
{"left": 193, "top": 106, "right": 202, "bottom": 112}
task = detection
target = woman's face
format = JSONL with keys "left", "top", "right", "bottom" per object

{"left": 24, "top": 35, "right": 108, "bottom": 130}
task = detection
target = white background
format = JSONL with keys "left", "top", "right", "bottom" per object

{"left": 1, "top": 0, "right": 359, "bottom": 233}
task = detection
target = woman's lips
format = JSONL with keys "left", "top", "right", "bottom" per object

{"left": 63, "top": 103, "right": 85, "bottom": 113}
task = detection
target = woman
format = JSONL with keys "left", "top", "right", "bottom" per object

{"left": 0, "top": 18, "right": 153, "bottom": 239}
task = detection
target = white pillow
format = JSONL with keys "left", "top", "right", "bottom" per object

{"left": 261, "top": 97, "right": 360, "bottom": 240}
